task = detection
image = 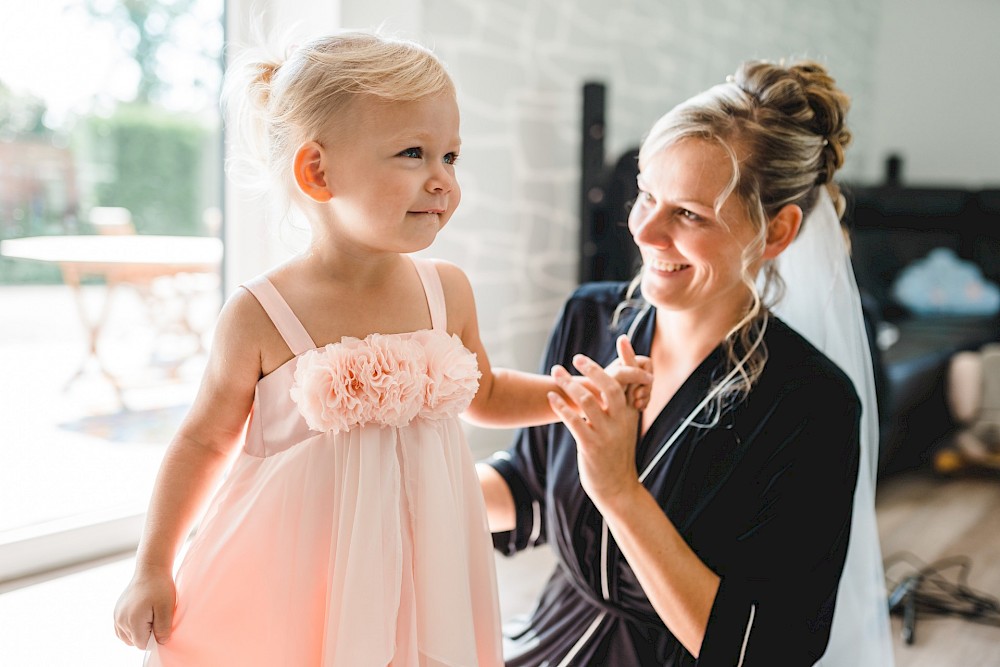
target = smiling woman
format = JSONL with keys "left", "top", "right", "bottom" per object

{"left": 478, "top": 58, "right": 894, "bottom": 667}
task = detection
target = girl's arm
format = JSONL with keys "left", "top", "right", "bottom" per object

{"left": 114, "top": 289, "right": 268, "bottom": 649}
{"left": 435, "top": 261, "right": 649, "bottom": 428}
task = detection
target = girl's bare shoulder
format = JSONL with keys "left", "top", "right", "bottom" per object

{"left": 217, "top": 283, "right": 275, "bottom": 341}
{"left": 210, "top": 282, "right": 290, "bottom": 376}
{"left": 425, "top": 258, "right": 472, "bottom": 297}
{"left": 425, "top": 258, "right": 476, "bottom": 332}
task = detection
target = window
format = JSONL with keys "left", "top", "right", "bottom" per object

{"left": 0, "top": 0, "right": 224, "bottom": 582}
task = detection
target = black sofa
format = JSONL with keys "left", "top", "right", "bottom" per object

{"left": 845, "top": 185, "right": 1000, "bottom": 475}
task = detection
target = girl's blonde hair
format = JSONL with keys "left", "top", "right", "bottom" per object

{"left": 222, "top": 31, "right": 455, "bottom": 208}
{"left": 624, "top": 59, "right": 852, "bottom": 417}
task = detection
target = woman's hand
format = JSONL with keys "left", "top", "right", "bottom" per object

{"left": 548, "top": 338, "right": 644, "bottom": 509}
{"left": 113, "top": 567, "right": 176, "bottom": 650}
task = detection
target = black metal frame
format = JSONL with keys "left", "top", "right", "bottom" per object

{"left": 578, "top": 82, "right": 641, "bottom": 285}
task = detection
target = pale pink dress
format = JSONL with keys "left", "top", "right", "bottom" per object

{"left": 145, "top": 257, "right": 503, "bottom": 667}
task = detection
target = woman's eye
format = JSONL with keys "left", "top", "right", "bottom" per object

{"left": 679, "top": 208, "right": 701, "bottom": 222}
{"left": 444, "top": 152, "right": 459, "bottom": 165}
{"left": 399, "top": 147, "right": 423, "bottom": 159}
{"left": 637, "top": 189, "right": 654, "bottom": 204}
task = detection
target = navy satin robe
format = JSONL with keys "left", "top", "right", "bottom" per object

{"left": 488, "top": 282, "right": 860, "bottom": 666}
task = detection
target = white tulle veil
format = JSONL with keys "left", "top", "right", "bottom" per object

{"left": 770, "top": 186, "right": 895, "bottom": 666}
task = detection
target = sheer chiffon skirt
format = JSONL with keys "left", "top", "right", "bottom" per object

{"left": 144, "top": 419, "right": 502, "bottom": 667}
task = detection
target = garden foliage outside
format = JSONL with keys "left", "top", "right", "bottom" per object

{"left": 0, "top": 0, "right": 222, "bottom": 285}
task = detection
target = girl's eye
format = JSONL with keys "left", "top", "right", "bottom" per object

{"left": 444, "top": 152, "right": 459, "bottom": 165}
{"left": 399, "top": 147, "right": 423, "bottom": 159}
{"left": 679, "top": 208, "right": 701, "bottom": 221}
{"left": 637, "top": 189, "right": 654, "bottom": 204}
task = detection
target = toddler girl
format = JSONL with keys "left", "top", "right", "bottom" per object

{"left": 113, "top": 30, "right": 647, "bottom": 667}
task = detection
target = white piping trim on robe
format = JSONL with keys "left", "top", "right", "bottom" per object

{"left": 737, "top": 603, "right": 757, "bottom": 667}
{"left": 593, "top": 305, "right": 766, "bottom": 666}
{"left": 555, "top": 612, "right": 607, "bottom": 667}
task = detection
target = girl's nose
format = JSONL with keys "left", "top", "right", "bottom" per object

{"left": 426, "top": 163, "right": 456, "bottom": 193}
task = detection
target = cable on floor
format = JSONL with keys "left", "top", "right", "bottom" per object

{"left": 884, "top": 551, "right": 1000, "bottom": 645}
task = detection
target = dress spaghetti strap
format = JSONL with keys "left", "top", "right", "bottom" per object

{"left": 411, "top": 257, "right": 447, "bottom": 332}
{"left": 241, "top": 276, "right": 317, "bottom": 356}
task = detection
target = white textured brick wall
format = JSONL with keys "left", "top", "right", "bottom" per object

{"left": 409, "top": 0, "right": 882, "bottom": 453}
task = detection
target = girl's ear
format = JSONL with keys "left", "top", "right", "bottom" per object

{"left": 293, "top": 141, "right": 332, "bottom": 203}
{"left": 762, "top": 203, "right": 803, "bottom": 260}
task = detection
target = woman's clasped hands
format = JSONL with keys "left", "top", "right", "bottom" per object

{"left": 548, "top": 335, "right": 651, "bottom": 509}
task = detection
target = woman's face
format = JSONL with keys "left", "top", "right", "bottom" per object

{"left": 628, "top": 138, "right": 761, "bottom": 319}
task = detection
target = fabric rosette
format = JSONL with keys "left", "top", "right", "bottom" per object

{"left": 290, "top": 334, "right": 429, "bottom": 433}
{"left": 413, "top": 330, "right": 482, "bottom": 420}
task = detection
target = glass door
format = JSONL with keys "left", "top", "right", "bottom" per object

{"left": 0, "top": 0, "right": 225, "bottom": 583}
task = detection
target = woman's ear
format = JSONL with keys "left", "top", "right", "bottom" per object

{"left": 293, "top": 141, "right": 332, "bottom": 203}
{"left": 762, "top": 203, "right": 803, "bottom": 260}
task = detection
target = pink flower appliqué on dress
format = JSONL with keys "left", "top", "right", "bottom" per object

{"left": 414, "top": 330, "right": 482, "bottom": 420}
{"left": 290, "top": 330, "right": 481, "bottom": 433}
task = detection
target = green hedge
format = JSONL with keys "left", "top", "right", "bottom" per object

{"left": 88, "top": 105, "right": 219, "bottom": 236}
{"left": 1, "top": 106, "right": 221, "bottom": 285}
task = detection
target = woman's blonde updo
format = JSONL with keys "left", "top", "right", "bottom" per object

{"left": 732, "top": 60, "right": 852, "bottom": 213}
{"left": 222, "top": 31, "right": 455, "bottom": 207}
{"left": 630, "top": 59, "right": 852, "bottom": 415}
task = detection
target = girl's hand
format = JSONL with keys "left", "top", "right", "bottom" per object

{"left": 548, "top": 354, "right": 642, "bottom": 510}
{"left": 113, "top": 568, "right": 176, "bottom": 650}
{"left": 561, "top": 336, "right": 652, "bottom": 412}
{"left": 605, "top": 335, "right": 652, "bottom": 411}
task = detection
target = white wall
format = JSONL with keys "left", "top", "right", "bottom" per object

{"left": 222, "top": 0, "right": 341, "bottom": 290}
{"left": 414, "top": 0, "right": 883, "bottom": 453}
{"left": 861, "top": 0, "right": 1000, "bottom": 186}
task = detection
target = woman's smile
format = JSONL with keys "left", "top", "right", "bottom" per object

{"left": 645, "top": 258, "right": 691, "bottom": 274}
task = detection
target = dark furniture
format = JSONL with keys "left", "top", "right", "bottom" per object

{"left": 578, "top": 82, "right": 1000, "bottom": 476}
{"left": 579, "top": 82, "right": 641, "bottom": 284}
{"left": 844, "top": 185, "right": 1000, "bottom": 475}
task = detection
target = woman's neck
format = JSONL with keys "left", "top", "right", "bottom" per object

{"left": 637, "top": 307, "right": 744, "bottom": 436}
{"left": 649, "top": 306, "right": 743, "bottom": 367}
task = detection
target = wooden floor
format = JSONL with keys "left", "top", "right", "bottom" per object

{"left": 876, "top": 470, "right": 1000, "bottom": 666}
